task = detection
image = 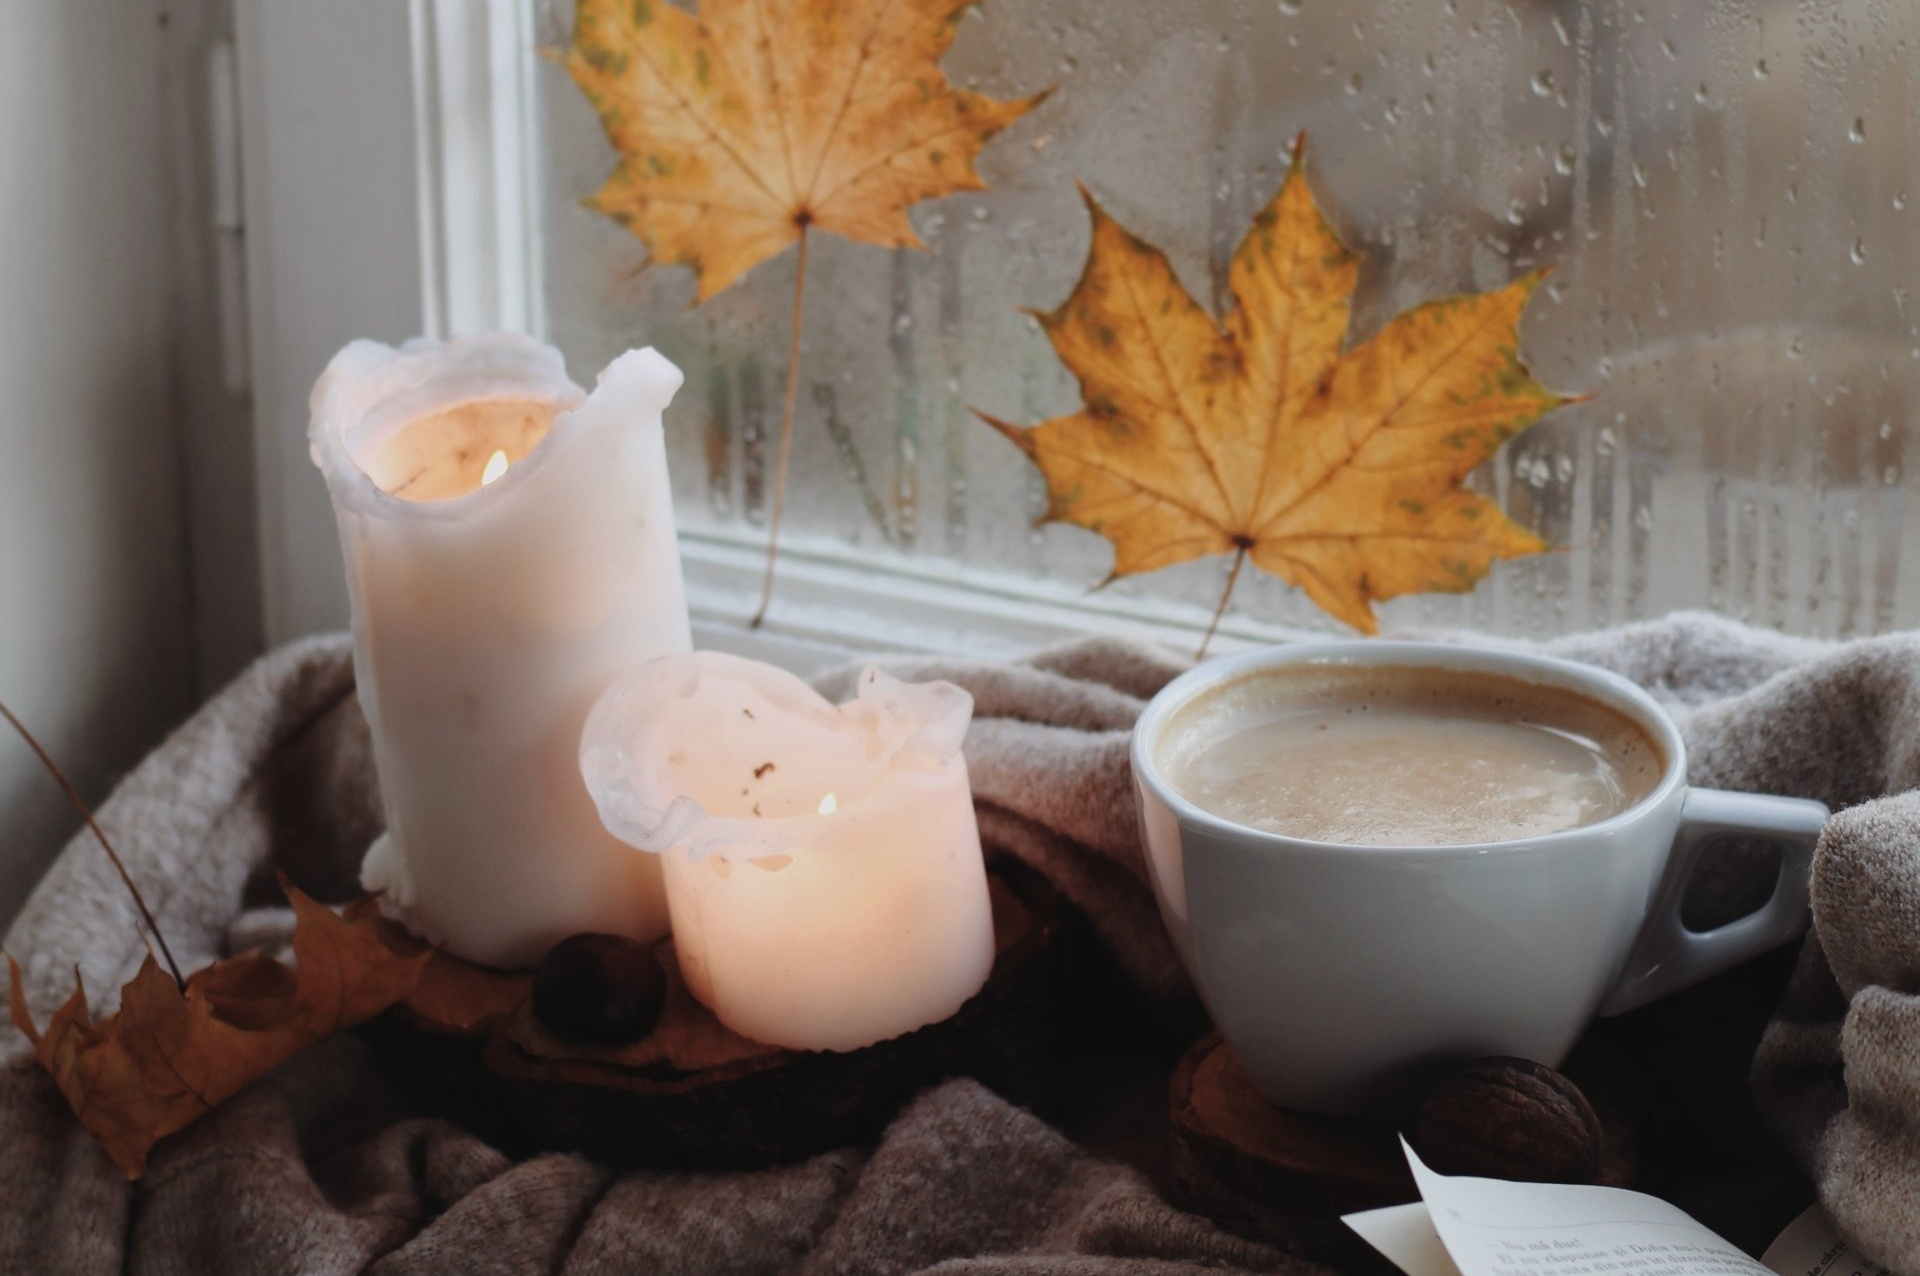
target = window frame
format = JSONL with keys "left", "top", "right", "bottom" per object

{"left": 237, "top": 0, "right": 1274, "bottom": 671}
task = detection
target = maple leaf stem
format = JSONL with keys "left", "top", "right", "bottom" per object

{"left": 0, "top": 699, "right": 184, "bottom": 988}
{"left": 1197, "top": 546, "right": 1248, "bottom": 661}
{"left": 751, "top": 226, "right": 810, "bottom": 629}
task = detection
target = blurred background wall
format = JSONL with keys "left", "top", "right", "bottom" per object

{"left": 0, "top": 0, "right": 261, "bottom": 926}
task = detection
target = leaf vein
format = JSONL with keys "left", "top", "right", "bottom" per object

{"left": 606, "top": 17, "right": 786, "bottom": 215}
{"left": 1251, "top": 292, "right": 1528, "bottom": 541}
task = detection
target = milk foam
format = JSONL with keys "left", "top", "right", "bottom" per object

{"left": 1157, "top": 664, "right": 1663, "bottom": 847}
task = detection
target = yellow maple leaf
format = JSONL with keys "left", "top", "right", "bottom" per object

{"left": 983, "top": 136, "right": 1574, "bottom": 643}
{"left": 566, "top": 0, "right": 1043, "bottom": 303}
{"left": 566, "top": 0, "right": 1043, "bottom": 623}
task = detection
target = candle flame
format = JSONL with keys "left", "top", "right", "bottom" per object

{"left": 817, "top": 792, "right": 838, "bottom": 815}
{"left": 480, "top": 449, "right": 510, "bottom": 486}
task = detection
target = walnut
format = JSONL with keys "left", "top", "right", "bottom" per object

{"left": 1414, "top": 1056, "right": 1603, "bottom": 1184}
{"left": 532, "top": 933, "right": 667, "bottom": 1046}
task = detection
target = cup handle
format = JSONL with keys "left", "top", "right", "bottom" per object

{"left": 1596, "top": 787, "right": 1828, "bottom": 1018}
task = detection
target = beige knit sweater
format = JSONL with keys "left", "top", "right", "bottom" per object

{"left": 2, "top": 615, "right": 1913, "bottom": 1274}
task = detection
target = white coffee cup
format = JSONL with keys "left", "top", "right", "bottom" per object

{"left": 1131, "top": 640, "right": 1827, "bottom": 1114}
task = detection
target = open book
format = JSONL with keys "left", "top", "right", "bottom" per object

{"left": 1346, "top": 1142, "right": 1892, "bottom": 1276}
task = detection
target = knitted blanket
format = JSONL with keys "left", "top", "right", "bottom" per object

{"left": 2, "top": 614, "right": 1914, "bottom": 1274}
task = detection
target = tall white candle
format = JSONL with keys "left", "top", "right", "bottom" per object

{"left": 310, "top": 333, "right": 690, "bottom": 968}
{"left": 580, "top": 653, "right": 995, "bottom": 1052}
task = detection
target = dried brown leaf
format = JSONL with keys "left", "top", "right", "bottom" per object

{"left": 9, "top": 882, "right": 427, "bottom": 1177}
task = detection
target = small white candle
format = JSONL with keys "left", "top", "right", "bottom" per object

{"left": 310, "top": 333, "right": 690, "bottom": 968}
{"left": 580, "top": 653, "right": 995, "bottom": 1052}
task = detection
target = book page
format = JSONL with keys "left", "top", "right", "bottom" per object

{"left": 1349, "top": 1141, "right": 1776, "bottom": 1276}
{"left": 1759, "top": 1205, "right": 1895, "bottom": 1276}
{"left": 1345, "top": 1201, "right": 1463, "bottom": 1276}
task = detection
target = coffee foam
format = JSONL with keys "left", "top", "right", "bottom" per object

{"left": 1156, "top": 663, "right": 1665, "bottom": 847}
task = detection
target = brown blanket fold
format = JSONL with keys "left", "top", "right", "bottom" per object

{"left": 4, "top": 614, "right": 1918, "bottom": 1273}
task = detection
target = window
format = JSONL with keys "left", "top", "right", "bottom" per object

{"left": 251, "top": 0, "right": 1920, "bottom": 659}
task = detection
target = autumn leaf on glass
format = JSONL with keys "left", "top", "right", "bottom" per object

{"left": 565, "top": 0, "right": 1045, "bottom": 622}
{"left": 981, "top": 136, "right": 1579, "bottom": 652}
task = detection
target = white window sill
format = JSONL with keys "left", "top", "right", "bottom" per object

{"left": 681, "top": 526, "right": 1309, "bottom": 676}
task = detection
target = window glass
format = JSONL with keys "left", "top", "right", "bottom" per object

{"left": 528, "top": 0, "right": 1918, "bottom": 638}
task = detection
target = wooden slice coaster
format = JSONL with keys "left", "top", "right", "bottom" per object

{"left": 1170, "top": 1032, "right": 1414, "bottom": 1228}
{"left": 359, "top": 862, "right": 1080, "bottom": 1168}
{"left": 1168, "top": 1029, "right": 1651, "bottom": 1239}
